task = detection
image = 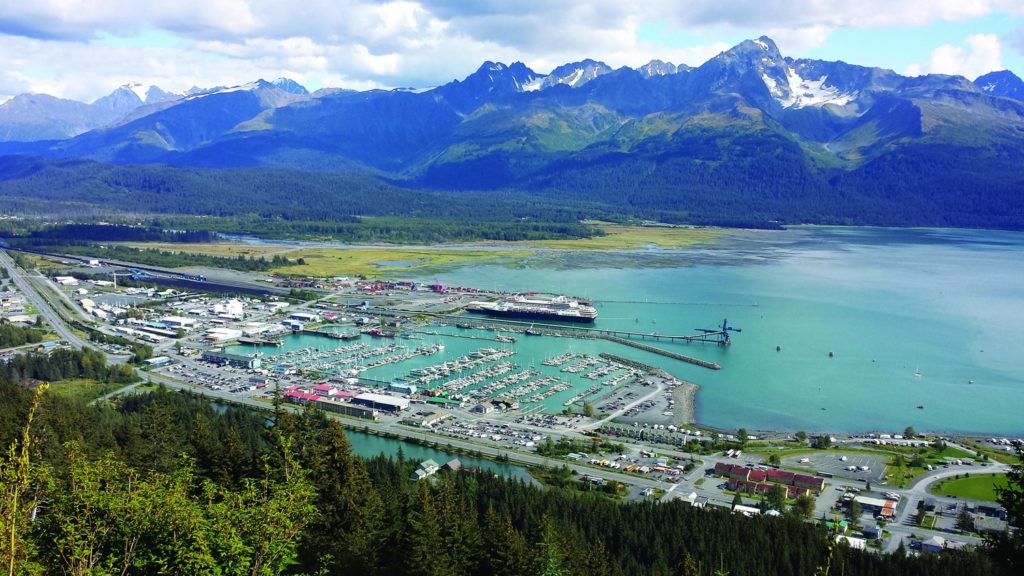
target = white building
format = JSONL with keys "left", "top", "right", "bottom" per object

{"left": 160, "top": 316, "right": 196, "bottom": 330}
{"left": 288, "top": 311, "right": 319, "bottom": 323}
{"left": 206, "top": 327, "right": 243, "bottom": 342}
{"left": 213, "top": 299, "right": 245, "bottom": 319}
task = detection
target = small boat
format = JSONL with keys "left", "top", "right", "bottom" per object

{"left": 917, "top": 405, "right": 924, "bottom": 409}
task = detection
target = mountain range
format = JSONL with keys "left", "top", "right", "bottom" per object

{"left": 1, "top": 36, "right": 1023, "bottom": 229}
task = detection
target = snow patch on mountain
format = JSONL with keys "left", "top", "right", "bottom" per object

{"left": 566, "top": 68, "right": 585, "bottom": 87}
{"left": 778, "top": 69, "right": 854, "bottom": 108}
{"left": 522, "top": 76, "right": 544, "bottom": 91}
{"left": 125, "top": 83, "right": 151, "bottom": 102}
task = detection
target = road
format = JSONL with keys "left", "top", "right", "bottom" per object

{"left": 0, "top": 250, "right": 94, "bottom": 352}
{"left": 1, "top": 250, "right": 133, "bottom": 363}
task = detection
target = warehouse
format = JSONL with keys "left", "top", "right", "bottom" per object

{"left": 160, "top": 316, "right": 196, "bottom": 330}
{"left": 853, "top": 495, "right": 897, "bottom": 519}
{"left": 201, "top": 349, "right": 262, "bottom": 370}
{"left": 288, "top": 311, "right": 319, "bottom": 323}
{"left": 352, "top": 392, "right": 410, "bottom": 413}
{"left": 316, "top": 397, "right": 379, "bottom": 420}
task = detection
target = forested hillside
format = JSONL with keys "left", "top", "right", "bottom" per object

{"left": 0, "top": 366, "right": 1011, "bottom": 575}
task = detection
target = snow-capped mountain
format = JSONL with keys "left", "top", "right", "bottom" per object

{"left": 638, "top": 60, "right": 684, "bottom": 78}
{"left": 270, "top": 78, "right": 309, "bottom": 95}
{"left": 974, "top": 70, "right": 1024, "bottom": 101}
{"left": 541, "top": 59, "right": 613, "bottom": 89}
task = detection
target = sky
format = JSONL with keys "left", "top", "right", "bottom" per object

{"left": 0, "top": 0, "right": 1022, "bottom": 102}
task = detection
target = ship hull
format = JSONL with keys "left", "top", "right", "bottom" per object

{"left": 469, "top": 308, "right": 596, "bottom": 324}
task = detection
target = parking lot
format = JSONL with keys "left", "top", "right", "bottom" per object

{"left": 783, "top": 451, "right": 889, "bottom": 483}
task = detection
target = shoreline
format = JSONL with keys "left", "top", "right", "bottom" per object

{"left": 671, "top": 379, "right": 698, "bottom": 426}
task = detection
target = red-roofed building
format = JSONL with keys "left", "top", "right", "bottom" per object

{"left": 283, "top": 390, "right": 321, "bottom": 404}
{"left": 718, "top": 464, "right": 826, "bottom": 495}
{"left": 766, "top": 469, "right": 796, "bottom": 484}
{"left": 312, "top": 384, "right": 336, "bottom": 396}
{"left": 793, "top": 474, "right": 825, "bottom": 492}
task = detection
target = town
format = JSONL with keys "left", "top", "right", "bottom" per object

{"left": 0, "top": 247, "right": 1016, "bottom": 557}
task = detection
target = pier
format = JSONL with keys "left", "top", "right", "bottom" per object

{"left": 412, "top": 330, "right": 509, "bottom": 343}
{"left": 599, "top": 336, "right": 720, "bottom": 370}
{"left": 428, "top": 312, "right": 735, "bottom": 345}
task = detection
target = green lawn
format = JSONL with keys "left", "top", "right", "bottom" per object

{"left": 48, "top": 379, "right": 128, "bottom": 402}
{"left": 930, "top": 474, "right": 1008, "bottom": 502}
{"left": 933, "top": 444, "right": 976, "bottom": 461}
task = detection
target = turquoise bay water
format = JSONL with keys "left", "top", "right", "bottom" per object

{"left": 422, "top": 227, "right": 1024, "bottom": 435}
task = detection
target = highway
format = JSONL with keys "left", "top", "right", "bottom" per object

{"left": 0, "top": 250, "right": 94, "bottom": 353}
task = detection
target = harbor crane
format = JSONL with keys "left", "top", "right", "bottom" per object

{"left": 694, "top": 318, "right": 742, "bottom": 346}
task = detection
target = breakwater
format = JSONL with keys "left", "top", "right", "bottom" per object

{"left": 599, "top": 336, "right": 720, "bottom": 370}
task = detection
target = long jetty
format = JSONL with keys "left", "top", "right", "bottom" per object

{"left": 599, "top": 335, "right": 720, "bottom": 370}
{"left": 412, "top": 330, "right": 507, "bottom": 343}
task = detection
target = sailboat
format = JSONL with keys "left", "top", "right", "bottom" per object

{"left": 914, "top": 365, "right": 922, "bottom": 379}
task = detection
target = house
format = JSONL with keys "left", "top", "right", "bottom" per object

{"left": 836, "top": 535, "right": 866, "bottom": 550}
{"left": 411, "top": 459, "right": 440, "bottom": 481}
{"left": 693, "top": 496, "right": 709, "bottom": 509}
{"left": 444, "top": 459, "right": 461, "bottom": 472}
{"left": 862, "top": 525, "right": 882, "bottom": 540}
{"left": 972, "top": 514, "right": 1008, "bottom": 535}
{"left": 732, "top": 504, "right": 761, "bottom": 517}
{"left": 920, "top": 535, "right": 948, "bottom": 553}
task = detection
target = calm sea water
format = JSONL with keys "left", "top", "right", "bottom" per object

{"left": 420, "top": 227, "right": 1024, "bottom": 436}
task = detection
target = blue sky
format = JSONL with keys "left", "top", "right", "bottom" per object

{"left": 0, "top": 1, "right": 1021, "bottom": 101}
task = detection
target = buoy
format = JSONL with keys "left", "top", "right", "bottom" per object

{"left": 828, "top": 351, "right": 834, "bottom": 358}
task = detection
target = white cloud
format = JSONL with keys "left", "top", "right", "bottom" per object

{"left": 924, "top": 34, "right": 1003, "bottom": 79}
{"left": 0, "top": 1, "right": 1021, "bottom": 101}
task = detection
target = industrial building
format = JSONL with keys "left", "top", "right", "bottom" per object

{"left": 852, "top": 495, "right": 897, "bottom": 519}
{"left": 201, "top": 349, "right": 262, "bottom": 369}
{"left": 288, "top": 311, "right": 319, "bottom": 323}
{"left": 144, "top": 356, "right": 172, "bottom": 367}
{"left": 388, "top": 382, "right": 417, "bottom": 395}
{"left": 160, "top": 316, "right": 196, "bottom": 330}
{"left": 352, "top": 392, "right": 409, "bottom": 413}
